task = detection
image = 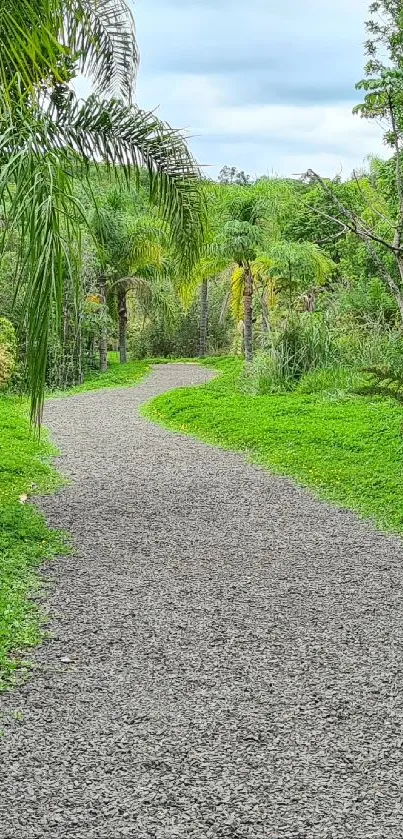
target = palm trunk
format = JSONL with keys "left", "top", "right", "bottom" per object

{"left": 99, "top": 276, "right": 108, "bottom": 373}
{"left": 199, "top": 279, "right": 208, "bottom": 357}
{"left": 243, "top": 264, "right": 254, "bottom": 363}
{"left": 118, "top": 283, "right": 128, "bottom": 364}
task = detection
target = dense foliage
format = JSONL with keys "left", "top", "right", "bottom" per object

{"left": 2, "top": 156, "right": 403, "bottom": 395}
{"left": 1, "top": 0, "right": 205, "bottom": 422}
{"left": 3, "top": 0, "right": 403, "bottom": 404}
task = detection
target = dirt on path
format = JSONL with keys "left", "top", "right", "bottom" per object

{"left": 1, "top": 363, "right": 403, "bottom": 838}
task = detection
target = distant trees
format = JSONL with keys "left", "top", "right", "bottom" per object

{"left": 218, "top": 166, "right": 252, "bottom": 186}
{"left": 306, "top": 0, "right": 403, "bottom": 322}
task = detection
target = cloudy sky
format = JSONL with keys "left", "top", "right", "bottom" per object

{"left": 79, "top": 0, "right": 387, "bottom": 179}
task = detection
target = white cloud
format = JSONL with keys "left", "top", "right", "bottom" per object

{"left": 74, "top": 0, "right": 387, "bottom": 178}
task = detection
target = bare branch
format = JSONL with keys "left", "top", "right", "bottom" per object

{"left": 363, "top": 238, "right": 403, "bottom": 314}
{"left": 315, "top": 229, "right": 347, "bottom": 246}
{"left": 306, "top": 170, "right": 401, "bottom": 255}
{"left": 388, "top": 94, "right": 403, "bottom": 250}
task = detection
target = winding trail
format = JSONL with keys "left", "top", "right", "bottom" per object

{"left": 1, "top": 363, "right": 403, "bottom": 838}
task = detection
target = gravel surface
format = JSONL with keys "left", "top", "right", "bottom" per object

{"left": 1, "top": 362, "right": 403, "bottom": 838}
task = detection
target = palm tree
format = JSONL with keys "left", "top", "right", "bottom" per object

{"left": 1, "top": 0, "right": 205, "bottom": 422}
{"left": 91, "top": 190, "right": 169, "bottom": 366}
{"left": 252, "top": 242, "right": 335, "bottom": 317}
{"left": 219, "top": 196, "right": 268, "bottom": 362}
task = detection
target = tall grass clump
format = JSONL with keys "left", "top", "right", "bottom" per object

{"left": 243, "top": 313, "right": 338, "bottom": 394}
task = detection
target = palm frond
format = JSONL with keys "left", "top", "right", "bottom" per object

{"left": 54, "top": 94, "right": 205, "bottom": 272}
{"left": 0, "top": 1, "right": 65, "bottom": 96}
{"left": 65, "top": 0, "right": 138, "bottom": 102}
{"left": 0, "top": 140, "right": 81, "bottom": 423}
{"left": 266, "top": 241, "right": 335, "bottom": 289}
{"left": 0, "top": 0, "right": 138, "bottom": 104}
{"left": 251, "top": 257, "right": 278, "bottom": 309}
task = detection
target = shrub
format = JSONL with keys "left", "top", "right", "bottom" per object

{"left": 243, "top": 313, "right": 338, "bottom": 394}
{"left": 128, "top": 286, "right": 234, "bottom": 359}
{"left": 336, "top": 325, "right": 403, "bottom": 371}
{"left": 0, "top": 318, "right": 17, "bottom": 389}
{"left": 336, "top": 277, "right": 397, "bottom": 326}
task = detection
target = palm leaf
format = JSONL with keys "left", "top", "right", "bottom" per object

{"left": 54, "top": 94, "right": 206, "bottom": 272}
{"left": 1, "top": 0, "right": 138, "bottom": 103}
{"left": 0, "top": 1, "right": 65, "bottom": 96}
{"left": 64, "top": 0, "right": 138, "bottom": 102}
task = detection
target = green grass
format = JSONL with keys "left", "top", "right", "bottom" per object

{"left": 0, "top": 396, "right": 66, "bottom": 689}
{"left": 143, "top": 356, "right": 403, "bottom": 534}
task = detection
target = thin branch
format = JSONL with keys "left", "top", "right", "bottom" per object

{"left": 363, "top": 238, "right": 403, "bottom": 310}
{"left": 315, "top": 229, "right": 346, "bottom": 246}
{"left": 388, "top": 94, "right": 403, "bottom": 250}
{"left": 306, "top": 170, "right": 401, "bottom": 254}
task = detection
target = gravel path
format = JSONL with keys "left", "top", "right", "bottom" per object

{"left": 1, "top": 362, "right": 403, "bottom": 838}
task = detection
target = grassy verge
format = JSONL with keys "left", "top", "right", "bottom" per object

{"left": 143, "top": 356, "right": 403, "bottom": 534}
{"left": 0, "top": 396, "right": 66, "bottom": 689}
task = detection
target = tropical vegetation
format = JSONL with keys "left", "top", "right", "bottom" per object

{"left": 4, "top": 0, "right": 403, "bottom": 682}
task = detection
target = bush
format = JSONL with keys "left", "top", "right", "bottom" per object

{"left": 0, "top": 317, "right": 17, "bottom": 389}
{"left": 334, "top": 277, "right": 398, "bottom": 327}
{"left": 336, "top": 325, "right": 403, "bottom": 371}
{"left": 243, "top": 313, "right": 338, "bottom": 394}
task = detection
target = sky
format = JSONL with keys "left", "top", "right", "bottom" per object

{"left": 77, "top": 0, "right": 386, "bottom": 179}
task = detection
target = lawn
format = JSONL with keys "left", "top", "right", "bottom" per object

{"left": 0, "top": 396, "right": 65, "bottom": 688}
{"left": 143, "top": 356, "right": 403, "bottom": 534}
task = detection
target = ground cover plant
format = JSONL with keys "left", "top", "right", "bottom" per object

{"left": 143, "top": 357, "right": 403, "bottom": 535}
{"left": 0, "top": 397, "right": 65, "bottom": 688}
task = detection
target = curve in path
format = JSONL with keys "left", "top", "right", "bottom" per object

{"left": 1, "top": 363, "right": 403, "bottom": 839}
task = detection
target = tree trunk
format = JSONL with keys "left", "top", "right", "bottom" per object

{"left": 243, "top": 264, "right": 254, "bottom": 363}
{"left": 199, "top": 279, "right": 208, "bottom": 357}
{"left": 302, "top": 291, "right": 316, "bottom": 313}
{"left": 395, "top": 255, "right": 403, "bottom": 322}
{"left": 118, "top": 283, "right": 128, "bottom": 364}
{"left": 99, "top": 276, "right": 108, "bottom": 373}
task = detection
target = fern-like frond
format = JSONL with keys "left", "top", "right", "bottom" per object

{"left": 53, "top": 94, "right": 205, "bottom": 273}
{"left": 65, "top": 0, "right": 138, "bottom": 102}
